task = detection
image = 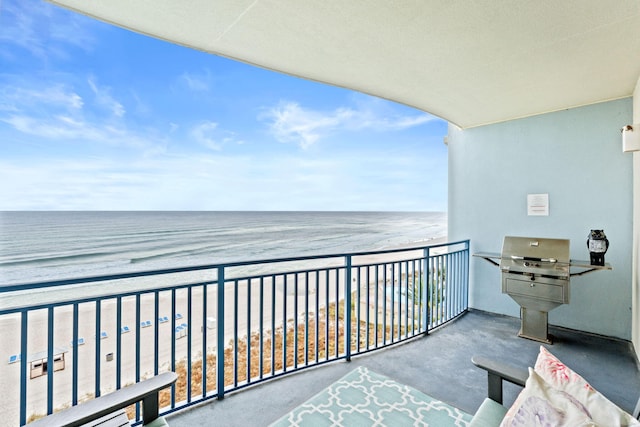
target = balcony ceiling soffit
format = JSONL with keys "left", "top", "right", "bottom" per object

{"left": 46, "top": 0, "right": 640, "bottom": 129}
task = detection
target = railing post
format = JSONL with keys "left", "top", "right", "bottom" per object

{"left": 423, "top": 247, "right": 430, "bottom": 332}
{"left": 345, "top": 255, "right": 352, "bottom": 361}
{"left": 465, "top": 240, "right": 470, "bottom": 310}
{"left": 217, "top": 266, "right": 225, "bottom": 400}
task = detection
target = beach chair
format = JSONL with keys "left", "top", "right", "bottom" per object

{"left": 70, "top": 338, "right": 85, "bottom": 346}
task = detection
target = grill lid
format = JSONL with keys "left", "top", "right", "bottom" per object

{"left": 500, "top": 236, "right": 570, "bottom": 277}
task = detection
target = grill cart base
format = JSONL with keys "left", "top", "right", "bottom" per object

{"left": 519, "top": 307, "right": 551, "bottom": 344}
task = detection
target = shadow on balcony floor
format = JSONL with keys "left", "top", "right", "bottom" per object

{"left": 166, "top": 309, "right": 640, "bottom": 426}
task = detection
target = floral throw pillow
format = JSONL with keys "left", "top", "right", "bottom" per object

{"left": 534, "top": 346, "right": 640, "bottom": 426}
{"left": 500, "top": 368, "right": 597, "bottom": 426}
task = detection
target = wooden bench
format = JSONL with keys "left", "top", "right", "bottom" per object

{"left": 27, "top": 372, "right": 177, "bottom": 427}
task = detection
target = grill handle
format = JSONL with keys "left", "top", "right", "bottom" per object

{"left": 510, "top": 255, "right": 558, "bottom": 263}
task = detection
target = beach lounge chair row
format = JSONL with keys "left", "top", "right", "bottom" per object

{"left": 8, "top": 314, "right": 188, "bottom": 364}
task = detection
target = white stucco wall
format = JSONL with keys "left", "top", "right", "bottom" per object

{"left": 448, "top": 98, "right": 634, "bottom": 340}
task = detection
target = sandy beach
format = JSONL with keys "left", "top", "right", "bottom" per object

{"left": 0, "top": 239, "right": 448, "bottom": 423}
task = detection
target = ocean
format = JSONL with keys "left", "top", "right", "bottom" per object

{"left": 0, "top": 211, "right": 447, "bottom": 286}
{"left": 0, "top": 211, "right": 446, "bottom": 286}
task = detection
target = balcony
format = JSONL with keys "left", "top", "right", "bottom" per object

{"left": 167, "top": 310, "right": 640, "bottom": 426}
{"left": 1, "top": 238, "right": 638, "bottom": 425}
{"left": 1, "top": 240, "right": 470, "bottom": 426}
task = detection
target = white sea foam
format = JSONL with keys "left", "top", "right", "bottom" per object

{"left": 0, "top": 211, "right": 447, "bottom": 287}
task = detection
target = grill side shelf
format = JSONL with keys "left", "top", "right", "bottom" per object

{"left": 473, "top": 252, "right": 500, "bottom": 266}
{"left": 473, "top": 253, "right": 612, "bottom": 276}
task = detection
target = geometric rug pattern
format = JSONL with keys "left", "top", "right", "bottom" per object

{"left": 269, "top": 366, "right": 472, "bottom": 426}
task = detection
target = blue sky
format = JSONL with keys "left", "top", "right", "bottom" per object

{"left": 0, "top": 0, "right": 448, "bottom": 211}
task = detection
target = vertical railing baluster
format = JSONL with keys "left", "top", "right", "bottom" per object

{"left": 203, "top": 284, "right": 208, "bottom": 398}
{"left": 136, "top": 294, "right": 142, "bottom": 420}
{"left": 382, "top": 264, "right": 387, "bottom": 345}
{"left": 424, "top": 247, "right": 430, "bottom": 332}
{"left": 294, "top": 273, "right": 299, "bottom": 369}
{"left": 365, "top": 266, "right": 370, "bottom": 349}
{"left": 259, "top": 276, "right": 264, "bottom": 380}
{"left": 116, "top": 297, "right": 122, "bottom": 390}
{"left": 315, "top": 271, "right": 319, "bottom": 363}
{"left": 20, "top": 310, "right": 28, "bottom": 427}
{"left": 449, "top": 252, "right": 455, "bottom": 317}
{"left": 355, "top": 263, "right": 360, "bottom": 353}
{"left": 233, "top": 279, "right": 239, "bottom": 387}
{"left": 345, "top": 256, "right": 352, "bottom": 361}
{"left": 217, "top": 266, "right": 225, "bottom": 399}
{"left": 455, "top": 251, "right": 460, "bottom": 315}
{"left": 270, "top": 275, "right": 276, "bottom": 375}
{"left": 47, "top": 307, "right": 54, "bottom": 415}
{"left": 324, "top": 270, "right": 329, "bottom": 361}
{"left": 374, "top": 265, "right": 379, "bottom": 347}
{"left": 436, "top": 255, "right": 440, "bottom": 326}
{"left": 304, "top": 271, "right": 309, "bottom": 367}
{"left": 283, "top": 274, "right": 287, "bottom": 372}
{"left": 465, "top": 242, "right": 470, "bottom": 309}
{"left": 95, "top": 300, "right": 101, "bottom": 398}
{"left": 417, "top": 259, "right": 422, "bottom": 332}
{"left": 187, "top": 286, "right": 193, "bottom": 401}
{"left": 441, "top": 255, "right": 446, "bottom": 323}
{"left": 136, "top": 294, "right": 142, "bottom": 383}
{"left": 440, "top": 255, "right": 445, "bottom": 323}
{"left": 247, "top": 279, "right": 252, "bottom": 384}
{"left": 154, "top": 291, "right": 159, "bottom": 376}
{"left": 334, "top": 268, "right": 339, "bottom": 358}
{"left": 72, "top": 303, "right": 79, "bottom": 405}
{"left": 170, "top": 290, "right": 176, "bottom": 407}
{"left": 391, "top": 263, "right": 395, "bottom": 342}
{"left": 405, "top": 261, "right": 409, "bottom": 337}
{"left": 410, "top": 260, "right": 416, "bottom": 335}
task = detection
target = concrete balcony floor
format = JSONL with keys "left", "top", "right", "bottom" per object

{"left": 166, "top": 310, "right": 640, "bottom": 426}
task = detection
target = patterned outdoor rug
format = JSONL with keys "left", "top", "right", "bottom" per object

{"left": 270, "top": 366, "right": 472, "bottom": 426}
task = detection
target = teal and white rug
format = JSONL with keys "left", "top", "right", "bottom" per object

{"left": 270, "top": 366, "right": 472, "bottom": 426}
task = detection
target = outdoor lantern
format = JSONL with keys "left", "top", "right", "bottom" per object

{"left": 587, "top": 230, "right": 609, "bottom": 266}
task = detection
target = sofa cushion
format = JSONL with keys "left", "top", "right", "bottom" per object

{"left": 500, "top": 368, "right": 597, "bottom": 427}
{"left": 535, "top": 346, "right": 639, "bottom": 426}
{"left": 469, "top": 398, "right": 508, "bottom": 427}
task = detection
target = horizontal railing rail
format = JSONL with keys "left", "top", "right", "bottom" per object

{"left": 0, "top": 239, "right": 469, "bottom": 426}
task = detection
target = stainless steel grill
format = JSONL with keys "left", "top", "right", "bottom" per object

{"left": 500, "top": 236, "right": 570, "bottom": 343}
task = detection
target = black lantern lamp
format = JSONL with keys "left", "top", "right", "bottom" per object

{"left": 587, "top": 230, "right": 609, "bottom": 266}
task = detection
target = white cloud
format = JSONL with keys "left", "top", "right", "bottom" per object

{"left": 0, "top": 76, "right": 167, "bottom": 152}
{"left": 262, "top": 99, "right": 433, "bottom": 148}
{"left": 88, "top": 77, "right": 126, "bottom": 117}
{"left": 0, "top": 84, "right": 83, "bottom": 112}
{"left": 0, "top": 0, "right": 97, "bottom": 61}
{"left": 180, "top": 71, "right": 211, "bottom": 92}
{"left": 190, "top": 121, "right": 243, "bottom": 150}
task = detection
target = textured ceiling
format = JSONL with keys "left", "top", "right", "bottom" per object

{"left": 47, "top": 0, "right": 640, "bottom": 128}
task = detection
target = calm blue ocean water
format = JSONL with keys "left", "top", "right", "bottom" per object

{"left": 0, "top": 211, "right": 446, "bottom": 286}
